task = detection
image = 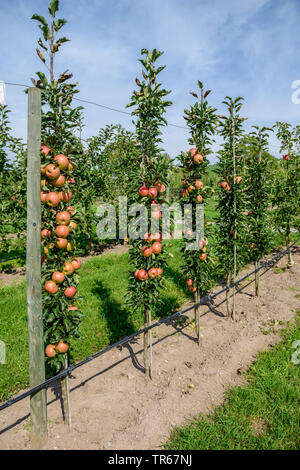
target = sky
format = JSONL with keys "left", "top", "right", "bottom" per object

{"left": 1, "top": 0, "right": 300, "bottom": 162}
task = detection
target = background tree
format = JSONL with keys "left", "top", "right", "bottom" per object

{"left": 125, "top": 48, "right": 172, "bottom": 377}
{"left": 216, "top": 97, "right": 246, "bottom": 319}
{"left": 245, "top": 126, "right": 274, "bottom": 295}
{"left": 179, "top": 81, "right": 218, "bottom": 343}
{"left": 273, "top": 122, "right": 300, "bottom": 266}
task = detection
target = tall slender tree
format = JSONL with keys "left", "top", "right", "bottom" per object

{"left": 179, "top": 81, "right": 218, "bottom": 343}
{"left": 125, "top": 48, "right": 172, "bottom": 377}
{"left": 216, "top": 97, "right": 246, "bottom": 319}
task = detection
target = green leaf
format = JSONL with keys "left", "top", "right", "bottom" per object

{"left": 31, "top": 14, "right": 48, "bottom": 26}
{"left": 54, "top": 18, "right": 67, "bottom": 32}
{"left": 48, "top": 0, "right": 59, "bottom": 17}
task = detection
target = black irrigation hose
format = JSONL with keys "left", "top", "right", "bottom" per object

{"left": 0, "top": 236, "right": 300, "bottom": 413}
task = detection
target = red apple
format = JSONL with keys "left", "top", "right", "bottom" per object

{"left": 46, "top": 192, "right": 60, "bottom": 207}
{"left": 52, "top": 174, "right": 66, "bottom": 187}
{"left": 55, "top": 341, "right": 69, "bottom": 354}
{"left": 56, "top": 238, "right": 68, "bottom": 249}
{"left": 56, "top": 211, "right": 71, "bottom": 225}
{"left": 189, "top": 286, "right": 197, "bottom": 293}
{"left": 148, "top": 187, "right": 158, "bottom": 199}
{"left": 45, "top": 163, "right": 60, "bottom": 180}
{"left": 187, "top": 278, "right": 193, "bottom": 286}
{"left": 196, "top": 195, "right": 203, "bottom": 203}
{"left": 41, "top": 145, "right": 51, "bottom": 156}
{"left": 142, "top": 246, "right": 153, "bottom": 257}
{"left": 283, "top": 154, "right": 290, "bottom": 160}
{"left": 54, "top": 154, "right": 69, "bottom": 170}
{"left": 236, "top": 176, "right": 242, "bottom": 184}
{"left": 58, "top": 190, "right": 72, "bottom": 202}
{"left": 56, "top": 225, "right": 70, "bottom": 238}
{"left": 139, "top": 186, "right": 149, "bottom": 197}
{"left": 45, "top": 280, "right": 58, "bottom": 294}
{"left": 157, "top": 267, "right": 163, "bottom": 275}
{"left": 41, "top": 229, "right": 51, "bottom": 239}
{"left": 64, "top": 286, "right": 77, "bottom": 298}
{"left": 137, "top": 269, "right": 148, "bottom": 281}
{"left": 52, "top": 271, "right": 65, "bottom": 284}
{"left": 155, "top": 182, "right": 166, "bottom": 193}
{"left": 199, "top": 253, "right": 207, "bottom": 261}
{"left": 71, "top": 258, "right": 81, "bottom": 270}
{"left": 63, "top": 262, "right": 75, "bottom": 276}
{"left": 152, "top": 242, "right": 162, "bottom": 254}
{"left": 68, "top": 305, "right": 78, "bottom": 311}
{"left": 66, "top": 206, "right": 75, "bottom": 216}
{"left": 148, "top": 267, "right": 158, "bottom": 278}
{"left": 193, "top": 154, "right": 204, "bottom": 164}
{"left": 41, "top": 191, "right": 48, "bottom": 203}
{"left": 189, "top": 148, "right": 197, "bottom": 156}
{"left": 195, "top": 180, "right": 204, "bottom": 189}
{"left": 45, "top": 344, "right": 56, "bottom": 357}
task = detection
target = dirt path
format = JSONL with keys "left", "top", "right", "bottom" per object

{"left": 0, "top": 250, "right": 300, "bottom": 450}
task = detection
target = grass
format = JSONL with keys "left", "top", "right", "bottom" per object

{"left": 165, "top": 313, "right": 300, "bottom": 450}
{"left": 0, "top": 239, "right": 189, "bottom": 401}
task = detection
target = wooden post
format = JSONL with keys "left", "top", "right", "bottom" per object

{"left": 144, "top": 309, "right": 151, "bottom": 378}
{"left": 232, "top": 116, "right": 237, "bottom": 321}
{"left": 27, "top": 87, "right": 47, "bottom": 447}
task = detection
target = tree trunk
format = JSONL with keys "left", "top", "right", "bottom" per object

{"left": 255, "top": 260, "right": 259, "bottom": 296}
{"left": 194, "top": 289, "right": 201, "bottom": 346}
{"left": 226, "top": 273, "right": 232, "bottom": 317}
{"left": 143, "top": 309, "right": 151, "bottom": 378}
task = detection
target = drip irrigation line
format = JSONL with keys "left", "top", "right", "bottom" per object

{"left": 1, "top": 236, "right": 299, "bottom": 413}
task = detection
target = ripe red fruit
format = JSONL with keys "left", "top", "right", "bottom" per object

{"left": 41, "top": 145, "right": 51, "bottom": 156}
{"left": 187, "top": 278, "right": 193, "bottom": 286}
{"left": 71, "top": 258, "right": 81, "bottom": 270}
{"left": 56, "top": 211, "right": 71, "bottom": 225}
{"left": 183, "top": 179, "right": 188, "bottom": 188}
{"left": 63, "top": 262, "right": 75, "bottom": 275}
{"left": 45, "top": 280, "right": 59, "bottom": 294}
{"left": 181, "top": 189, "right": 188, "bottom": 197}
{"left": 221, "top": 181, "right": 228, "bottom": 188}
{"left": 134, "top": 270, "right": 139, "bottom": 278}
{"left": 157, "top": 267, "right": 163, "bottom": 275}
{"left": 137, "top": 269, "right": 148, "bottom": 281}
{"left": 283, "top": 154, "right": 290, "bottom": 160}
{"left": 248, "top": 211, "right": 253, "bottom": 216}
{"left": 52, "top": 174, "right": 66, "bottom": 187}
{"left": 45, "top": 344, "right": 56, "bottom": 357}
{"left": 139, "top": 186, "right": 149, "bottom": 197}
{"left": 152, "top": 242, "right": 162, "bottom": 254}
{"left": 56, "top": 238, "right": 68, "bottom": 249}
{"left": 54, "top": 154, "right": 69, "bottom": 170}
{"left": 45, "top": 163, "right": 60, "bottom": 180}
{"left": 56, "top": 341, "right": 69, "bottom": 354}
{"left": 56, "top": 225, "right": 70, "bottom": 238}
{"left": 152, "top": 210, "right": 162, "bottom": 219}
{"left": 199, "top": 253, "right": 207, "bottom": 261}
{"left": 189, "top": 286, "right": 197, "bottom": 293}
{"left": 64, "top": 286, "right": 77, "bottom": 298}
{"left": 148, "top": 267, "right": 158, "bottom": 278}
{"left": 41, "top": 229, "right": 51, "bottom": 239}
{"left": 199, "top": 238, "right": 206, "bottom": 249}
{"left": 148, "top": 187, "right": 158, "bottom": 199}
{"left": 41, "top": 191, "right": 48, "bottom": 203}
{"left": 68, "top": 177, "right": 75, "bottom": 184}
{"left": 69, "top": 221, "right": 77, "bottom": 232}
{"left": 196, "top": 195, "right": 203, "bottom": 203}
{"left": 236, "top": 176, "right": 242, "bottom": 184}
{"left": 195, "top": 180, "right": 204, "bottom": 189}
{"left": 68, "top": 305, "right": 78, "bottom": 311}
{"left": 155, "top": 182, "right": 166, "bottom": 193}
{"left": 46, "top": 192, "right": 60, "bottom": 207}
{"left": 193, "top": 154, "right": 204, "bottom": 164}
{"left": 188, "top": 185, "right": 195, "bottom": 193}
{"left": 52, "top": 271, "right": 65, "bottom": 284}
{"left": 189, "top": 148, "right": 197, "bottom": 156}
{"left": 154, "top": 232, "right": 162, "bottom": 241}
{"left": 142, "top": 246, "right": 153, "bottom": 257}
{"left": 226, "top": 185, "right": 231, "bottom": 191}
{"left": 59, "top": 190, "right": 72, "bottom": 202}
{"left": 66, "top": 206, "right": 75, "bottom": 216}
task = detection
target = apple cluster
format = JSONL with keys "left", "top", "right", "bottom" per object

{"left": 39, "top": 145, "right": 81, "bottom": 359}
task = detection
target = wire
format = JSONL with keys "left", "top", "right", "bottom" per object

{"left": 3, "top": 81, "right": 189, "bottom": 131}
{"left": 1, "top": 235, "right": 299, "bottom": 413}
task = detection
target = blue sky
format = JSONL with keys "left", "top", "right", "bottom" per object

{"left": 1, "top": 0, "right": 300, "bottom": 162}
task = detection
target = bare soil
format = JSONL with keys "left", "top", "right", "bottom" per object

{"left": 0, "top": 249, "right": 299, "bottom": 450}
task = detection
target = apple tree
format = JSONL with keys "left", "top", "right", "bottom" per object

{"left": 179, "top": 81, "right": 218, "bottom": 342}
{"left": 125, "top": 48, "right": 172, "bottom": 377}
{"left": 216, "top": 97, "right": 246, "bottom": 319}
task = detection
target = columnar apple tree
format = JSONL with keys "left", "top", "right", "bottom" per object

{"left": 125, "top": 49, "right": 172, "bottom": 377}
{"left": 32, "top": 0, "right": 83, "bottom": 373}
{"left": 273, "top": 122, "right": 300, "bottom": 266}
{"left": 179, "top": 81, "right": 218, "bottom": 342}
{"left": 216, "top": 97, "right": 246, "bottom": 319}
{"left": 245, "top": 126, "right": 273, "bottom": 295}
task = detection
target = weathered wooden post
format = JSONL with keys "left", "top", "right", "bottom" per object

{"left": 26, "top": 87, "right": 47, "bottom": 447}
